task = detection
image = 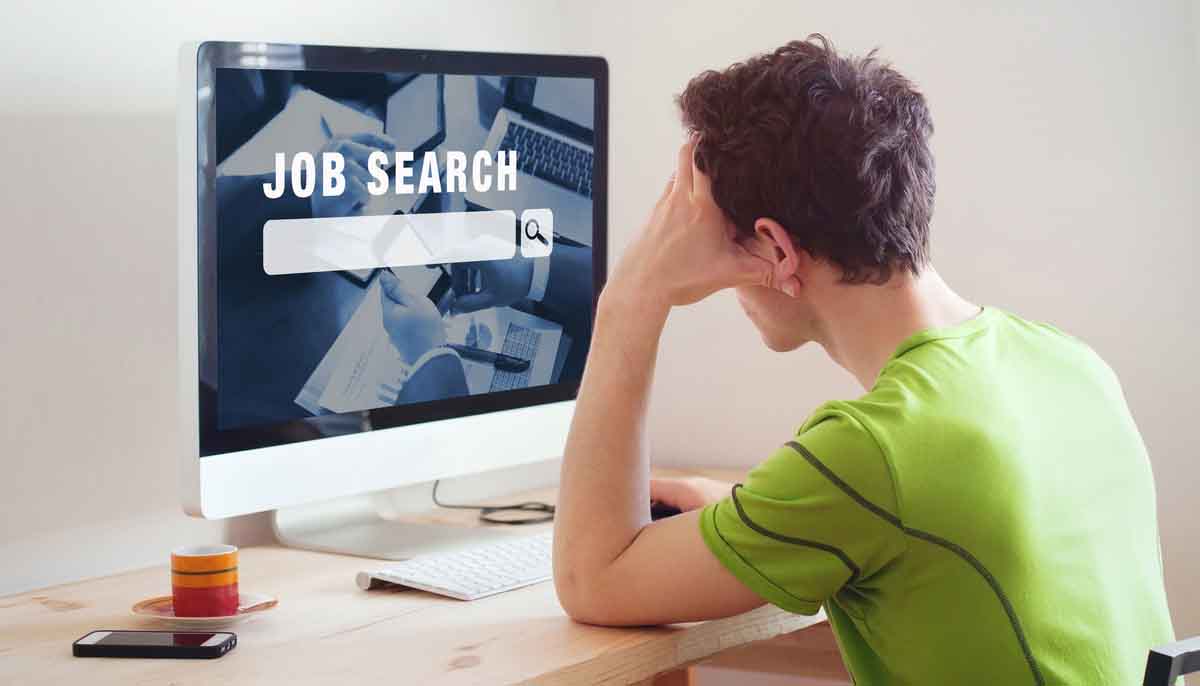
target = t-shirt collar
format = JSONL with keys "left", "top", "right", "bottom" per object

{"left": 889, "top": 305, "right": 997, "bottom": 360}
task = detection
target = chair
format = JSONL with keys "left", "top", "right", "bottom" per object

{"left": 1144, "top": 636, "right": 1200, "bottom": 685}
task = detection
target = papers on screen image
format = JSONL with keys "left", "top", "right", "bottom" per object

{"left": 313, "top": 281, "right": 405, "bottom": 414}
{"left": 219, "top": 87, "right": 437, "bottom": 218}
{"left": 218, "top": 88, "right": 384, "bottom": 177}
{"left": 295, "top": 280, "right": 562, "bottom": 415}
{"left": 294, "top": 271, "right": 437, "bottom": 415}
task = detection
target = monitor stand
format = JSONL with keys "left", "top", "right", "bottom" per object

{"left": 271, "top": 490, "right": 537, "bottom": 560}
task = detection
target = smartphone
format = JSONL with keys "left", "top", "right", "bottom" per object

{"left": 384, "top": 73, "right": 446, "bottom": 158}
{"left": 73, "top": 630, "right": 236, "bottom": 659}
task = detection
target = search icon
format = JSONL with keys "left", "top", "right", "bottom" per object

{"left": 524, "top": 218, "right": 549, "bottom": 246}
{"left": 519, "top": 209, "right": 554, "bottom": 258}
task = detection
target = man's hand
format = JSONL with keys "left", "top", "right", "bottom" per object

{"left": 650, "top": 476, "right": 733, "bottom": 513}
{"left": 606, "top": 140, "right": 770, "bottom": 309}
{"left": 311, "top": 132, "right": 396, "bottom": 218}
{"left": 552, "top": 140, "right": 767, "bottom": 627}
{"left": 380, "top": 270, "right": 446, "bottom": 366}
{"left": 449, "top": 258, "right": 534, "bottom": 313}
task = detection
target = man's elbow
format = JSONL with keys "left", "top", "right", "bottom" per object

{"left": 553, "top": 567, "right": 624, "bottom": 626}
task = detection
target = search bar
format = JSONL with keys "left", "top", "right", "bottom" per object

{"left": 262, "top": 210, "right": 524, "bottom": 276}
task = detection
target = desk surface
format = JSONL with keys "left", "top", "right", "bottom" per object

{"left": 0, "top": 471, "right": 823, "bottom": 686}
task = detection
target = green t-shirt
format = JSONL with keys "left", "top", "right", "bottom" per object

{"left": 700, "top": 307, "right": 1174, "bottom": 685}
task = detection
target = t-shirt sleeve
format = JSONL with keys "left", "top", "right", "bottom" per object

{"left": 699, "top": 410, "right": 904, "bottom": 615}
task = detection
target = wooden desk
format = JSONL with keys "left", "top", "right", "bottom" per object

{"left": 0, "top": 472, "right": 827, "bottom": 685}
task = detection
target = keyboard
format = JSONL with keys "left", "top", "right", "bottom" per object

{"left": 489, "top": 323, "right": 541, "bottom": 392}
{"left": 499, "top": 122, "right": 593, "bottom": 197}
{"left": 356, "top": 531, "right": 553, "bottom": 601}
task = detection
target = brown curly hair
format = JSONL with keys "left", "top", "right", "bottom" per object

{"left": 678, "top": 34, "right": 934, "bottom": 284}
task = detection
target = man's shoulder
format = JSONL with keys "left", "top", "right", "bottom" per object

{"left": 889, "top": 307, "right": 1110, "bottom": 380}
{"left": 798, "top": 385, "right": 917, "bottom": 458}
{"left": 746, "top": 406, "right": 898, "bottom": 518}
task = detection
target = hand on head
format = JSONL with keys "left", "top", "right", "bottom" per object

{"left": 379, "top": 270, "right": 447, "bottom": 366}
{"left": 607, "top": 139, "right": 774, "bottom": 309}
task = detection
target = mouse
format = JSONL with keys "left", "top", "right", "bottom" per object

{"left": 650, "top": 500, "right": 683, "bottom": 521}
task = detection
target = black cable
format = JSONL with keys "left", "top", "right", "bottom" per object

{"left": 431, "top": 480, "right": 554, "bottom": 525}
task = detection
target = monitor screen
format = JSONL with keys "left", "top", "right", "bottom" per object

{"left": 531, "top": 77, "right": 594, "bottom": 129}
{"left": 193, "top": 45, "right": 606, "bottom": 457}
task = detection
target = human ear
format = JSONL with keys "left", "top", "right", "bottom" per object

{"left": 753, "top": 218, "right": 803, "bottom": 297}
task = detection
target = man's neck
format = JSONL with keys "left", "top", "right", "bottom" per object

{"left": 815, "top": 268, "right": 980, "bottom": 389}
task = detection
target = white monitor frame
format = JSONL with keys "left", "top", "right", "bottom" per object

{"left": 177, "top": 42, "right": 604, "bottom": 520}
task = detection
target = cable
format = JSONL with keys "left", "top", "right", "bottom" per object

{"left": 431, "top": 479, "right": 554, "bottom": 525}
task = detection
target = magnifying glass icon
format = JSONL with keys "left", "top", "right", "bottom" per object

{"left": 524, "top": 218, "right": 549, "bottom": 246}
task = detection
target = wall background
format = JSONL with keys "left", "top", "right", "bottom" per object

{"left": 1, "top": 0, "right": 1196, "bottom": 643}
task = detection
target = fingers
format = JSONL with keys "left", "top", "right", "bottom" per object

{"left": 691, "top": 141, "right": 713, "bottom": 200}
{"left": 346, "top": 177, "right": 370, "bottom": 213}
{"left": 657, "top": 174, "right": 675, "bottom": 205}
{"left": 650, "top": 478, "right": 705, "bottom": 512}
{"left": 452, "top": 292, "right": 497, "bottom": 314}
{"left": 335, "top": 139, "right": 385, "bottom": 167}
{"left": 450, "top": 263, "right": 472, "bottom": 296}
{"left": 649, "top": 478, "right": 688, "bottom": 505}
{"left": 648, "top": 478, "right": 674, "bottom": 502}
{"left": 321, "top": 133, "right": 393, "bottom": 170}
{"left": 344, "top": 160, "right": 372, "bottom": 185}
{"left": 674, "top": 140, "right": 695, "bottom": 196}
{"left": 349, "top": 132, "right": 397, "bottom": 151}
{"left": 450, "top": 263, "right": 487, "bottom": 298}
{"left": 345, "top": 164, "right": 372, "bottom": 213}
{"left": 380, "top": 270, "right": 416, "bottom": 306}
{"left": 731, "top": 247, "right": 774, "bottom": 289}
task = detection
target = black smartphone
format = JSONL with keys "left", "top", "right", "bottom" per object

{"left": 384, "top": 73, "right": 446, "bottom": 159}
{"left": 72, "top": 630, "right": 236, "bottom": 659}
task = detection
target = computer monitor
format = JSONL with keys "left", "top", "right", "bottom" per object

{"left": 177, "top": 42, "right": 607, "bottom": 556}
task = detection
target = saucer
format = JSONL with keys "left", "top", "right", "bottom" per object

{"left": 131, "top": 591, "right": 277, "bottom": 629}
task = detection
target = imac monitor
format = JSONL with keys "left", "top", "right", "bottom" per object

{"left": 178, "top": 42, "right": 607, "bottom": 549}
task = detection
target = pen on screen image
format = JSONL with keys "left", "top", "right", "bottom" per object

{"left": 447, "top": 344, "right": 530, "bottom": 373}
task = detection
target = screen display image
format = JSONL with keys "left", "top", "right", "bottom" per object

{"left": 195, "top": 46, "right": 604, "bottom": 456}
{"left": 93, "top": 632, "right": 218, "bottom": 647}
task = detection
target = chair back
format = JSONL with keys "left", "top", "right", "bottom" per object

{"left": 1144, "top": 636, "right": 1200, "bottom": 686}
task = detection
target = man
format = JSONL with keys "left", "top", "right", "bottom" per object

{"left": 552, "top": 35, "right": 1174, "bottom": 684}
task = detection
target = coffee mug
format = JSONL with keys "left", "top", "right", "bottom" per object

{"left": 171, "top": 544, "right": 239, "bottom": 617}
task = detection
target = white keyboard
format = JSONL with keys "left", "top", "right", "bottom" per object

{"left": 356, "top": 531, "right": 553, "bottom": 601}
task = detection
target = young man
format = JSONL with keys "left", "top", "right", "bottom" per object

{"left": 552, "top": 36, "right": 1174, "bottom": 685}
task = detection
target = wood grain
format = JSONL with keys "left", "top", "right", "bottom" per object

{"left": 700, "top": 622, "right": 851, "bottom": 683}
{"left": 0, "top": 469, "right": 827, "bottom": 685}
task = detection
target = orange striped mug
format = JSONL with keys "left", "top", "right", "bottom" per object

{"left": 171, "top": 544, "right": 239, "bottom": 617}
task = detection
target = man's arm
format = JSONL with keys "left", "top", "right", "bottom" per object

{"left": 539, "top": 244, "right": 592, "bottom": 317}
{"left": 395, "top": 352, "right": 468, "bottom": 404}
{"left": 553, "top": 294, "right": 763, "bottom": 624}
{"left": 447, "top": 243, "right": 590, "bottom": 318}
{"left": 553, "top": 142, "right": 774, "bottom": 625}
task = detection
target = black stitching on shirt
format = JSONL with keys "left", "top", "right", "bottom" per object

{"left": 784, "top": 440, "right": 1046, "bottom": 686}
{"left": 729, "top": 484, "right": 861, "bottom": 586}
{"left": 709, "top": 503, "right": 823, "bottom": 607}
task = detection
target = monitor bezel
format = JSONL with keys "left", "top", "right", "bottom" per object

{"left": 191, "top": 41, "right": 608, "bottom": 459}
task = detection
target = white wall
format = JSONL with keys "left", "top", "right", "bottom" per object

{"left": 1, "top": 0, "right": 1197, "bottom": 640}
{"left": 603, "top": 0, "right": 1200, "bottom": 637}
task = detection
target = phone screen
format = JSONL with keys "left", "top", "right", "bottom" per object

{"left": 95, "top": 631, "right": 217, "bottom": 647}
{"left": 385, "top": 73, "right": 444, "bottom": 156}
